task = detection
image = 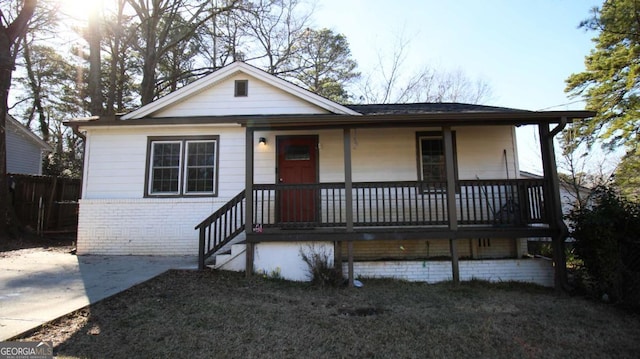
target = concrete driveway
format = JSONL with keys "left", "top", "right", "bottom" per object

{"left": 0, "top": 248, "right": 196, "bottom": 340}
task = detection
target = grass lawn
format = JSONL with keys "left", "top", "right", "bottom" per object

{"left": 16, "top": 270, "right": 640, "bottom": 358}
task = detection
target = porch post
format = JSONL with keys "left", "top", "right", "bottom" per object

{"left": 443, "top": 127, "right": 460, "bottom": 283}
{"left": 344, "top": 127, "right": 354, "bottom": 287}
{"left": 538, "top": 122, "right": 568, "bottom": 291}
{"left": 245, "top": 128, "right": 255, "bottom": 277}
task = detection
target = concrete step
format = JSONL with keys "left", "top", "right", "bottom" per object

{"left": 214, "top": 244, "right": 246, "bottom": 271}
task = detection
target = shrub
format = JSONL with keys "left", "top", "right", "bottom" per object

{"left": 568, "top": 186, "right": 640, "bottom": 308}
{"left": 299, "top": 244, "right": 345, "bottom": 288}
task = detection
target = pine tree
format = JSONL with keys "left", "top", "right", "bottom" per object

{"left": 565, "top": 0, "right": 640, "bottom": 199}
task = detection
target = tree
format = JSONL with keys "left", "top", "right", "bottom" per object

{"left": 13, "top": 43, "right": 86, "bottom": 177}
{"left": 198, "top": 1, "right": 245, "bottom": 68}
{"left": 565, "top": 0, "right": 640, "bottom": 200}
{"left": 238, "top": 0, "right": 313, "bottom": 76}
{"left": 86, "top": 1, "right": 102, "bottom": 115}
{"left": 196, "top": 0, "right": 315, "bottom": 73}
{"left": 126, "top": 0, "right": 238, "bottom": 105}
{"left": 293, "top": 28, "right": 359, "bottom": 102}
{"left": 155, "top": 14, "right": 208, "bottom": 98}
{"left": 357, "top": 35, "right": 492, "bottom": 104}
{"left": 613, "top": 149, "right": 640, "bottom": 201}
{"left": 0, "top": 0, "right": 37, "bottom": 237}
{"left": 102, "top": 0, "right": 138, "bottom": 114}
{"left": 557, "top": 133, "right": 617, "bottom": 210}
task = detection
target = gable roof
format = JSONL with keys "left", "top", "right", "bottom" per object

{"left": 121, "top": 62, "right": 361, "bottom": 120}
{"left": 7, "top": 115, "right": 53, "bottom": 152}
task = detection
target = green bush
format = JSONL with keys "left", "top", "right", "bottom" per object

{"left": 568, "top": 186, "right": 640, "bottom": 308}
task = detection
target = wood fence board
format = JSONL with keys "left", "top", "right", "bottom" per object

{"left": 8, "top": 174, "right": 81, "bottom": 232}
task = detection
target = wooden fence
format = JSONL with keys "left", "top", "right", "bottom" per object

{"left": 8, "top": 174, "right": 81, "bottom": 233}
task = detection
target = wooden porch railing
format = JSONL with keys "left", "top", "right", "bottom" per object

{"left": 197, "top": 179, "right": 547, "bottom": 268}
{"left": 196, "top": 190, "right": 245, "bottom": 270}
{"left": 252, "top": 179, "right": 547, "bottom": 229}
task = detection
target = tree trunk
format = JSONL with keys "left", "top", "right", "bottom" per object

{"left": 0, "top": 0, "right": 38, "bottom": 237}
{"left": 88, "top": 4, "right": 103, "bottom": 115}
{"left": 140, "top": 43, "right": 157, "bottom": 106}
{"left": 22, "top": 37, "right": 49, "bottom": 142}
{"left": 0, "top": 38, "right": 10, "bottom": 236}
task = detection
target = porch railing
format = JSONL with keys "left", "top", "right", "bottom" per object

{"left": 197, "top": 179, "right": 547, "bottom": 267}
{"left": 252, "top": 179, "right": 546, "bottom": 229}
{"left": 196, "top": 190, "right": 245, "bottom": 269}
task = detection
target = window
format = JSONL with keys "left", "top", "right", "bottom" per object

{"left": 416, "top": 131, "right": 458, "bottom": 187}
{"left": 150, "top": 142, "right": 181, "bottom": 193}
{"left": 146, "top": 136, "right": 219, "bottom": 197}
{"left": 284, "top": 145, "right": 311, "bottom": 161}
{"left": 234, "top": 80, "right": 248, "bottom": 97}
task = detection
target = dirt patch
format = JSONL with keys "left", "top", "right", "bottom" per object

{"left": 0, "top": 232, "right": 75, "bottom": 254}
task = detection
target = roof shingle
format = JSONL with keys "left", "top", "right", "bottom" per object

{"left": 345, "top": 103, "right": 530, "bottom": 115}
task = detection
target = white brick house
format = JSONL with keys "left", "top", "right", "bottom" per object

{"left": 68, "top": 62, "right": 594, "bottom": 288}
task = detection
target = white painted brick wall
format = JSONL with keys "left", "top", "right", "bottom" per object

{"left": 346, "top": 258, "right": 553, "bottom": 287}
{"left": 254, "top": 242, "right": 334, "bottom": 281}
{"left": 77, "top": 198, "right": 230, "bottom": 255}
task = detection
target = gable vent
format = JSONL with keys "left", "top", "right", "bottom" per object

{"left": 235, "top": 80, "right": 248, "bottom": 97}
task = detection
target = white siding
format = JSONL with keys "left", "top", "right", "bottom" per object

{"left": 82, "top": 125, "right": 517, "bottom": 200}
{"left": 78, "top": 124, "right": 519, "bottom": 255}
{"left": 77, "top": 124, "right": 247, "bottom": 256}
{"left": 6, "top": 124, "right": 43, "bottom": 175}
{"left": 154, "top": 73, "right": 329, "bottom": 117}
{"left": 457, "top": 126, "right": 518, "bottom": 179}
{"left": 254, "top": 126, "right": 517, "bottom": 184}
{"left": 82, "top": 125, "right": 245, "bottom": 199}
{"left": 254, "top": 129, "right": 346, "bottom": 184}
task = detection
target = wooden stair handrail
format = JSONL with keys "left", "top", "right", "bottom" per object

{"left": 197, "top": 190, "right": 246, "bottom": 269}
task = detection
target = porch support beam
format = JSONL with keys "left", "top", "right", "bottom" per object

{"left": 538, "top": 121, "right": 569, "bottom": 291}
{"left": 444, "top": 127, "right": 460, "bottom": 284}
{"left": 344, "top": 127, "right": 354, "bottom": 287}
{"left": 245, "top": 226, "right": 557, "bottom": 243}
{"left": 245, "top": 128, "right": 255, "bottom": 277}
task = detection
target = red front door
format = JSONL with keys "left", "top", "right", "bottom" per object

{"left": 277, "top": 136, "right": 318, "bottom": 224}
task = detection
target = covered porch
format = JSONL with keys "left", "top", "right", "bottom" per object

{"left": 197, "top": 106, "right": 595, "bottom": 288}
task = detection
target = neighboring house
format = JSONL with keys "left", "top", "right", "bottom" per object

{"left": 521, "top": 170, "right": 593, "bottom": 248}
{"left": 520, "top": 170, "right": 593, "bottom": 219}
{"left": 6, "top": 115, "right": 52, "bottom": 175}
{"left": 67, "top": 62, "right": 594, "bottom": 288}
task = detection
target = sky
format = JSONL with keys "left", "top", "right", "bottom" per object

{"left": 312, "top": 0, "right": 605, "bottom": 174}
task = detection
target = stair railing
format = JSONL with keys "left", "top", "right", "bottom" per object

{"left": 196, "top": 190, "right": 246, "bottom": 269}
